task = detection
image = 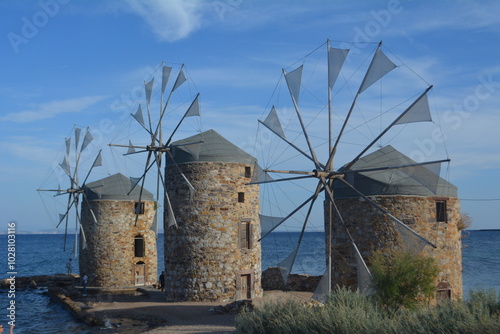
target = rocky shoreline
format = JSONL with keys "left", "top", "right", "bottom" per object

{"left": 1, "top": 274, "right": 315, "bottom": 333}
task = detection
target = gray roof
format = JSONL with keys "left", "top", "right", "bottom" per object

{"left": 334, "top": 146, "right": 457, "bottom": 198}
{"left": 84, "top": 173, "right": 154, "bottom": 201}
{"left": 168, "top": 129, "right": 256, "bottom": 165}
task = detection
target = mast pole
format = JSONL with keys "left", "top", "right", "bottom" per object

{"left": 157, "top": 61, "right": 165, "bottom": 231}
{"left": 326, "top": 39, "right": 333, "bottom": 294}
{"left": 72, "top": 128, "right": 80, "bottom": 259}
{"left": 160, "top": 61, "right": 164, "bottom": 147}
{"left": 74, "top": 195, "right": 79, "bottom": 259}
{"left": 327, "top": 39, "right": 333, "bottom": 170}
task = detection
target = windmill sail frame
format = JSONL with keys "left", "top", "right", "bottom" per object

{"left": 255, "top": 40, "right": 451, "bottom": 300}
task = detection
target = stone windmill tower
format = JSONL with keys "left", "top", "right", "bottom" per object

{"left": 80, "top": 173, "right": 158, "bottom": 288}
{"left": 328, "top": 146, "right": 462, "bottom": 300}
{"left": 164, "top": 129, "right": 262, "bottom": 302}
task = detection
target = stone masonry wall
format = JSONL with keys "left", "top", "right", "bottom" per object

{"left": 165, "top": 162, "right": 262, "bottom": 301}
{"left": 80, "top": 200, "right": 157, "bottom": 288}
{"left": 262, "top": 267, "right": 321, "bottom": 292}
{"left": 326, "top": 195, "right": 462, "bottom": 299}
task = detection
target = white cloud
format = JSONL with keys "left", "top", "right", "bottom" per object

{"left": 0, "top": 95, "right": 108, "bottom": 123}
{"left": 124, "top": 0, "right": 204, "bottom": 41}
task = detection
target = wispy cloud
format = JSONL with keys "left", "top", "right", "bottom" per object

{"left": 0, "top": 96, "right": 108, "bottom": 123}
{"left": 124, "top": 0, "right": 204, "bottom": 41}
{"left": 399, "top": 1, "right": 500, "bottom": 34}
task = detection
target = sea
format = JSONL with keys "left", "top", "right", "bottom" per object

{"left": 0, "top": 230, "right": 499, "bottom": 333}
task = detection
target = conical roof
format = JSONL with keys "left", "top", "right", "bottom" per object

{"left": 168, "top": 129, "right": 256, "bottom": 165}
{"left": 84, "top": 173, "right": 154, "bottom": 201}
{"left": 334, "top": 146, "right": 457, "bottom": 198}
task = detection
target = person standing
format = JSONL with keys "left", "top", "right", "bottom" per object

{"left": 159, "top": 271, "right": 165, "bottom": 292}
{"left": 82, "top": 273, "right": 88, "bottom": 296}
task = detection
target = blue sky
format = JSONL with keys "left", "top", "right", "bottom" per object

{"left": 1, "top": 0, "right": 499, "bottom": 233}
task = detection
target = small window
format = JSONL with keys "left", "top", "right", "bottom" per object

{"left": 245, "top": 166, "right": 252, "bottom": 178}
{"left": 436, "top": 201, "right": 447, "bottom": 222}
{"left": 437, "top": 281, "right": 452, "bottom": 302}
{"left": 134, "top": 202, "right": 145, "bottom": 214}
{"left": 238, "top": 192, "right": 245, "bottom": 203}
{"left": 134, "top": 236, "right": 145, "bottom": 257}
{"left": 239, "top": 221, "right": 252, "bottom": 249}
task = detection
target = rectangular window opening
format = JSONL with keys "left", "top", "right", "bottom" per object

{"left": 239, "top": 221, "right": 252, "bottom": 249}
{"left": 135, "top": 202, "right": 145, "bottom": 215}
{"left": 245, "top": 166, "right": 252, "bottom": 178}
{"left": 436, "top": 201, "right": 447, "bottom": 222}
{"left": 134, "top": 237, "right": 145, "bottom": 257}
{"left": 238, "top": 192, "right": 245, "bottom": 203}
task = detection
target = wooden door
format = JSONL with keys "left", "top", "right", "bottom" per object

{"left": 241, "top": 274, "right": 251, "bottom": 299}
{"left": 135, "top": 263, "right": 145, "bottom": 286}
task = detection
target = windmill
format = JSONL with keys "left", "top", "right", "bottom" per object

{"left": 109, "top": 62, "right": 202, "bottom": 229}
{"left": 252, "top": 40, "right": 450, "bottom": 299}
{"left": 38, "top": 126, "right": 102, "bottom": 257}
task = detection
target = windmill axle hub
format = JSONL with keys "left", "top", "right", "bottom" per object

{"left": 313, "top": 169, "right": 343, "bottom": 179}
{"left": 146, "top": 145, "right": 170, "bottom": 152}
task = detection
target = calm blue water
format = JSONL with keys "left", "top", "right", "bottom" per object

{"left": 1, "top": 231, "right": 499, "bottom": 332}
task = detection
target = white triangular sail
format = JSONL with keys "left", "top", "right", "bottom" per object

{"left": 312, "top": 267, "right": 330, "bottom": 303}
{"left": 60, "top": 157, "right": 70, "bottom": 176}
{"left": 161, "top": 65, "right": 172, "bottom": 94}
{"left": 74, "top": 127, "right": 81, "bottom": 150}
{"left": 150, "top": 209, "right": 158, "bottom": 232}
{"left": 259, "top": 214, "right": 285, "bottom": 239}
{"left": 393, "top": 220, "right": 430, "bottom": 253}
{"left": 65, "top": 137, "right": 71, "bottom": 156}
{"left": 353, "top": 242, "right": 373, "bottom": 295}
{"left": 132, "top": 105, "right": 145, "bottom": 127}
{"left": 401, "top": 161, "right": 441, "bottom": 194}
{"left": 328, "top": 47, "right": 349, "bottom": 90}
{"left": 250, "top": 163, "right": 273, "bottom": 184}
{"left": 285, "top": 65, "right": 303, "bottom": 103}
{"left": 359, "top": 49, "right": 396, "bottom": 93}
{"left": 165, "top": 191, "right": 177, "bottom": 228}
{"left": 185, "top": 94, "right": 200, "bottom": 117}
{"left": 172, "top": 68, "right": 187, "bottom": 92}
{"left": 145, "top": 78, "right": 154, "bottom": 106}
{"left": 395, "top": 92, "right": 432, "bottom": 125}
{"left": 80, "top": 128, "right": 93, "bottom": 152}
{"left": 92, "top": 151, "right": 102, "bottom": 168}
{"left": 79, "top": 223, "right": 87, "bottom": 250}
{"left": 127, "top": 140, "right": 136, "bottom": 155}
{"left": 173, "top": 141, "right": 202, "bottom": 161}
{"left": 262, "top": 106, "right": 286, "bottom": 139}
{"left": 277, "top": 246, "right": 299, "bottom": 284}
